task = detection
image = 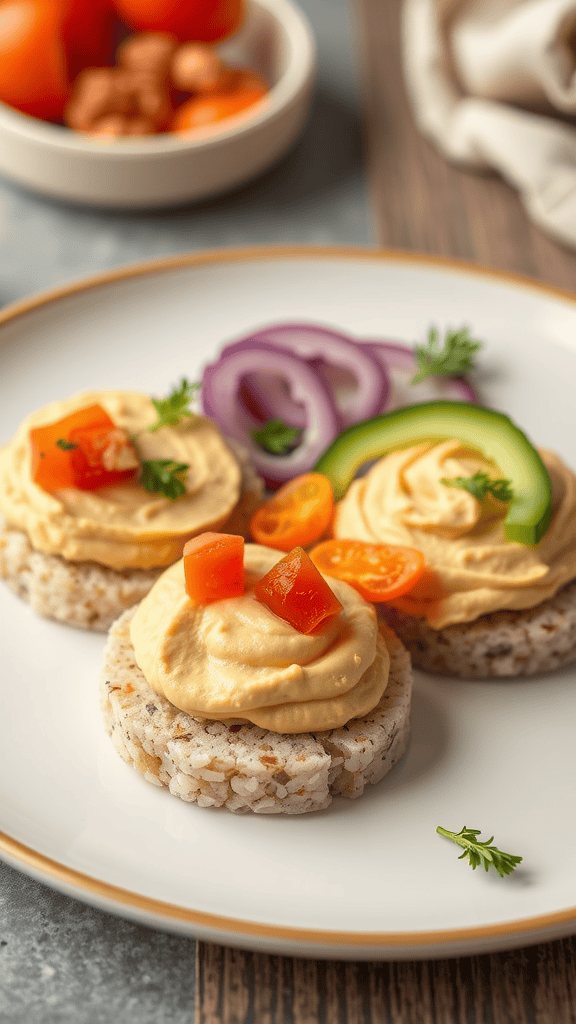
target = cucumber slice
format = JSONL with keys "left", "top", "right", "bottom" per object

{"left": 314, "top": 401, "right": 552, "bottom": 545}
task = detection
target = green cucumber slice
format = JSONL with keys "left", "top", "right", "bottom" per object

{"left": 314, "top": 401, "right": 552, "bottom": 545}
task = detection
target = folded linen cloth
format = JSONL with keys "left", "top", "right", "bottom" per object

{"left": 402, "top": 0, "right": 576, "bottom": 247}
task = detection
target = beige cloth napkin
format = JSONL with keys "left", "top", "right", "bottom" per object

{"left": 403, "top": 0, "right": 576, "bottom": 246}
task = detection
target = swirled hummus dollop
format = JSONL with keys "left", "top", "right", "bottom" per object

{"left": 334, "top": 440, "right": 576, "bottom": 629}
{"left": 130, "top": 544, "right": 389, "bottom": 733}
{"left": 0, "top": 391, "right": 243, "bottom": 570}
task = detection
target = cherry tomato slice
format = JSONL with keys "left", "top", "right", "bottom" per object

{"left": 250, "top": 473, "right": 334, "bottom": 552}
{"left": 30, "top": 404, "right": 137, "bottom": 492}
{"left": 254, "top": 546, "right": 343, "bottom": 634}
{"left": 183, "top": 532, "right": 244, "bottom": 605}
{"left": 309, "top": 540, "right": 426, "bottom": 604}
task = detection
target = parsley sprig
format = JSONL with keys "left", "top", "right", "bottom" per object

{"left": 441, "top": 471, "right": 513, "bottom": 502}
{"left": 437, "top": 826, "right": 523, "bottom": 877}
{"left": 147, "top": 378, "right": 201, "bottom": 433}
{"left": 140, "top": 459, "right": 189, "bottom": 500}
{"left": 412, "top": 327, "right": 482, "bottom": 384}
{"left": 133, "top": 379, "right": 201, "bottom": 499}
{"left": 253, "top": 418, "right": 301, "bottom": 455}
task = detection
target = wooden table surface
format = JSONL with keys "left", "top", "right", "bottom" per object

{"left": 193, "top": 0, "right": 576, "bottom": 1020}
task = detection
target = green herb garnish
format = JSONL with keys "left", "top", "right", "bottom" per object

{"left": 147, "top": 378, "right": 201, "bottom": 433}
{"left": 441, "top": 471, "right": 513, "bottom": 502}
{"left": 437, "top": 825, "right": 523, "bottom": 877}
{"left": 412, "top": 327, "right": 482, "bottom": 384}
{"left": 56, "top": 438, "right": 78, "bottom": 451}
{"left": 140, "top": 459, "right": 189, "bottom": 500}
{"left": 253, "top": 419, "right": 301, "bottom": 455}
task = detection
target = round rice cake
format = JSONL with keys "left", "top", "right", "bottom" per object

{"left": 380, "top": 579, "right": 576, "bottom": 678}
{"left": 0, "top": 439, "right": 263, "bottom": 632}
{"left": 100, "top": 609, "right": 413, "bottom": 814}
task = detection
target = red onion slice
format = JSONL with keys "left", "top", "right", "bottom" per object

{"left": 201, "top": 342, "right": 340, "bottom": 482}
{"left": 365, "top": 340, "right": 478, "bottom": 409}
{"left": 233, "top": 322, "right": 390, "bottom": 427}
{"left": 239, "top": 372, "right": 308, "bottom": 429}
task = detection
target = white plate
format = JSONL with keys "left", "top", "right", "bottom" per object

{"left": 1, "top": 248, "right": 576, "bottom": 961}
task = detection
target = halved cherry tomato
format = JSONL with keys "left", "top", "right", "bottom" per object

{"left": 0, "top": 1, "right": 68, "bottom": 121}
{"left": 249, "top": 473, "right": 333, "bottom": 553}
{"left": 60, "top": 0, "right": 115, "bottom": 80}
{"left": 183, "top": 532, "right": 244, "bottom": 605}
{"left": 309, "top": 540, "right": 426, "bottom": 604}
{"left": 30, "top": 404, "right": 137, "bottom": 492}
{"left": 112, "top": 0, "right": 243, "bottom": 42}
{"left": 254, "top": 546, "right": 343, "bottom": 635}
{"left": 169, "top": 69, "right": 267, "bottom": 133}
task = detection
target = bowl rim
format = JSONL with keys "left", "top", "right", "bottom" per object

{"left": 0, "top": 0, "right": 316, "bottom": 157}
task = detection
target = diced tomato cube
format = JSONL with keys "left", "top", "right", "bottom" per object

{"left": 254, "top": 546, "right": 343, "bottom": 634}
{"left": 183, "top": 532, "right": 245, "bottom": 605}
{"left": 30, "top": 404, "right": 137, "bottom": 492}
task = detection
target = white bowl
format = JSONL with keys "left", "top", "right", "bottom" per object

{"left": 0, "top": 0, "right": 316, "bottom": 208}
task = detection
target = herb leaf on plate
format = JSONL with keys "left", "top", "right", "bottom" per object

{"left": 437, "top": 825, "right": 523, "bottom": 877}
{"left": 140, "top": 459, "right": 189, "bottom": 499}
{"left": 253, "top": 418, "right": 301, "bottom": 455}
{"left": 147, "top": 378, "right": 201, "bottom": 432}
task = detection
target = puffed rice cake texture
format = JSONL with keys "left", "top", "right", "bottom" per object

{"left": 100, "top": 610, "right": 413, "bottom": 814}
{"left": 380, "top": 578, "right": 576, "bottom": 678}
{"left": 0, "top": 440, "right": 263, "bottom": 632}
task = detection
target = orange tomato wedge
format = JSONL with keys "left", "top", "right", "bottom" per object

{"left": 30, "top": 404, "right": 137, "bottom": 491}
{"left": 309, "top": 539, "right": 426, "bottom": 604}
{"left": 250, "top": 473, "right": 334, "bottom": 552}
{"left": 183, "top": 532, "right": 245, "bottom": 605}
{"left": 254, "top": 546, "right": 343, "bottom": 635}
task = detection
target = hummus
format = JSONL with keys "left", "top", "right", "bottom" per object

{"left": 334, "top": 439, "right": 576, "bottom": 628}
{"left": 130, "top": 544, "right": 389, "bottom": 733}
{"left": 0, "top": 391, "right": 243, "bottom": 570}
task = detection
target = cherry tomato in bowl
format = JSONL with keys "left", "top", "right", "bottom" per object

{"left": 111, "top": 0, "right": 244, "bottom": 42}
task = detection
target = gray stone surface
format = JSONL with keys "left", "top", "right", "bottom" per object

{"left": 0, "top": 0, "right": 371, "bottom": 1018}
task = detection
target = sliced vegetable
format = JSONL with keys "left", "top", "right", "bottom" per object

{"left": 309, "top": 539, "right": 425, "bottom": 603}
{"left": 314, "top": 400, "right": 552, "bottom": 544}
{"left": 201, "top": 341, "right": 340, "bottom": 483}
{"left": 254, "top": 546, "right": 343, "bottom": 634}
{"left": 30, "top": 404, "right": 137, "bottom": 491}
{"left": 250, "top": 473, "right": 334, "bottom": 552}
{"left": 234, "top": 322, "right": 389, "bottom": 428}
{"left": 183, "top": 532, "right": 245, "bottom": 605}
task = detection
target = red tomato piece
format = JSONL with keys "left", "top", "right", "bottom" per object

{"left": 30, "top": 404, "right": 137, "bottom": 492}
{"left": 169, "top": 70, "right": 267, "bottom": 132}
{"left": 112, "top": 0, "right": 243, "bottom": 42}
{"left": 254, "top": 546, "right": 343, "bottom": 635}
{"left": 183, "top": 532, "right": 245, "bottom": 605}
{"left": 0, "top": 1, "right": 68, "bottom": 121}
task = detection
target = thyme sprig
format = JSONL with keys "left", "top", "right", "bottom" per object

{"left": 437, "top": 825, "right": 523, "bottom": 877}
{"left": 412, "top": 327, "right": 482, "bottom": 384}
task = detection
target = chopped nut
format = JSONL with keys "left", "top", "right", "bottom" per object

{"left": 118, "top": 32, "right": 179, "bottom": 77}
{"left": 171, "top": 43, "right": 232, "bottom": 94}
